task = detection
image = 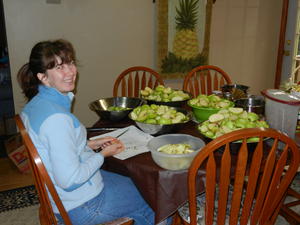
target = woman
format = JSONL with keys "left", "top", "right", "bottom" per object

{"left": 17, "top": 39, "right": 168, "bottom": 225}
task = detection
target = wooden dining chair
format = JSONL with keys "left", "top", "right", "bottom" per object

{"left": 15, "top": 114, "right": 133, "bottom": 225}
{"left": 113, "top": 66, "right": 164, "bottom": 97}
{"left": 174, "top": 128, "right": 300, "bottom": 225}
{"left": 182, "top": 65, "right": 232, "bottom": 97}
{"left": 278, "top": 171, "right": 300, "bottom": 225}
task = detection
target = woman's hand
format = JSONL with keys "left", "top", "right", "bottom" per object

{"left": 87, "top": 136, "right": 116, "bottom": 150}
{"left": 100, "top": 139, "right": 125, "bottom": 157}
{"left": 87, "top": 137, "right": 125, "bottom": 157}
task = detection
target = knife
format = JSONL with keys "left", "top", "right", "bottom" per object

{"left": 86, "top": 127, "right": 119, "bottom": 132}
{"left": 115, "top": 128, "right": 130, "bottom": 138}
{"left": 94, "top": 128, "right": 130, "bottom": 153}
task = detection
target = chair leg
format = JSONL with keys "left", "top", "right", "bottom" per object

{"left": 171, "top": 212, "right": 184, "bottom": 225}
{"left": 287, "top": 187, "right": 300, "bottom": 199}
{"left": 39, "top": 206, "right": 52, "bottom": 225}
{"left": 280, "top": 207, "right": 300, "bottom": 225}
{"left": 278, "top": 187, "right": 300, "bottom": 225}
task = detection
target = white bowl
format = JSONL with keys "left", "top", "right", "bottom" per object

{"left": 147, "top": 134, "right": 205, "bottom": 170}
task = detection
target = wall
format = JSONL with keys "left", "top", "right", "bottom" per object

{"left": 3, "top": 0, "right": 155, "bottom": 126}
{"left": 166, "top": 0, "right": 282, "bottom": 96}
{"left": 209, "top": 0, "right": 281, "bottom": 95}
{"left": 3, "top": 0, "right": 282, "bottom": 126}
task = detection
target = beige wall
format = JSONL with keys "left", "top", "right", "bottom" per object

{"left": 3, "top": 0, "right": 155, "bottom": 126}
{"left": 4, "top": 0, "right": 281, "bottom": 126}
{"left": 209, "top": 0, "right": 281, "bottom": 95}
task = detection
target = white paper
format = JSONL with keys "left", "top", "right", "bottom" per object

{"left": 89, "top": 126, "right": 153, "bottom": 160}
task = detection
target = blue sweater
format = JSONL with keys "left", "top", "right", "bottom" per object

{"left": 21, "top": 85, "right": 104, "bottom": 213}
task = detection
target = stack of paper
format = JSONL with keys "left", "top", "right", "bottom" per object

{"left": 89, "top": 126, "right": 153, "bottom": 160}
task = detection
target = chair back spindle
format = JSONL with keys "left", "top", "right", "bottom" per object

{"left": 183, "top": 65, "right": 232, "bottom": 97}
{"left": 113, "top": 66, "right": 164, "bottom": 97}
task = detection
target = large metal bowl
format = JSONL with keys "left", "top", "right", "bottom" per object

{"left": 147, "top": 134, "right": 206, "bottom": 170}
{"left": 89, "top": 97, "right": 144, "bottom": 122}
{"left": 234, "top": 95, "right": 265, "bottom": 116}
{"left": 129, "top": 107, "right": 192, "bottom": 135}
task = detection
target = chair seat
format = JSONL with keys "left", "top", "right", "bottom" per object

{"left": 178, "top": 185, "right": 248, "bottom": 225}
{"left": 178, "top": 192, "right": 206, "bottom": 225}
{"left": 178, "top": 185, "right": 252, "bottom": 225}
{"left": 289, "top": 173, "right": 300, "bottom": 193}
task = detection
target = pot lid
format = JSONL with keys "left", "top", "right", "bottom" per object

{"left": 261, "top": 89, "right": 300, "bottom": 105}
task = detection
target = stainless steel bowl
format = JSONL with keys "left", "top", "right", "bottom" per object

{"left": 234, "top": 95, "right": 265, "bottom": 115}
{"left": 89, "top": 97, "right": 144, "bottom": 122}
{"left": 129, "top": 107, "right": 192, "bottom": 135}
{"left": 221, "top": 84, "right": 249, "bottom": 93}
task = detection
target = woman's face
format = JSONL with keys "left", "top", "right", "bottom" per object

{"left": 38, "top": 57, "right": 77, "bottom": 94}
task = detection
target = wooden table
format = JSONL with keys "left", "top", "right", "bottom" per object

{"left": 89, "top": 119, "right": 207, "bottom": 223}
{"left": 89, "top": 117, "right": 293, "bottom": 223}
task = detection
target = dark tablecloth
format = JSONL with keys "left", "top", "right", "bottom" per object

{"left": 89, "top": 119, "right": 207, "bottom": 223}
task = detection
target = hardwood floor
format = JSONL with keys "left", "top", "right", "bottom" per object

{"left": 0, "top": 157, "right": 34, "bottom": 192}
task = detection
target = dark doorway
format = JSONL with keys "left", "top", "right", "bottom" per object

{"left": 0, "top": 0, "right": 16, "bottom": 157}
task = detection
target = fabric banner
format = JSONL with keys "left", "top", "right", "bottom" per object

{"left": 157, "top": 0, "right": 214, "bottom": 79}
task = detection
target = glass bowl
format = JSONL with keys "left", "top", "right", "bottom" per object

{"left": 147, "top": 134, "right": 206, "bottom": 170}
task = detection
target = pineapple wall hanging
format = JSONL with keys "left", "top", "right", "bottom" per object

{"left": 157, "top": 0, "right": 214, "bottom": 79}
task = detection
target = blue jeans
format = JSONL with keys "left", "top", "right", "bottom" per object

{"left": 56, "top": 170, "right": 172, "bottom": 225}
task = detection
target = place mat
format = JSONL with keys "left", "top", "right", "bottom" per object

{"left": 0, "top": 185, "right": 39, "bottom": 213}
{"left": 90, "top": 125, "right": 153, "bottom": 160}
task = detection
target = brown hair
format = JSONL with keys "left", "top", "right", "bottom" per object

{"left": 17, "top": 39, "right": 77, "bottom": 101}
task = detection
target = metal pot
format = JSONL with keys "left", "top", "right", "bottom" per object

{"left": 234, "top": 95, "right": 265, "bottom": 115}
{"left": 221, "top": 84, "right": 249, "bottom": 100}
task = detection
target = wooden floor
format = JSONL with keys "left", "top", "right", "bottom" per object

{"left": 0, "top": 157, "right": 34, "bottom": 192}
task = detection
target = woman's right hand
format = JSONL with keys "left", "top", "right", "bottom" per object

{"left": 100, "top": 139, "right": 125, "bottom": 157}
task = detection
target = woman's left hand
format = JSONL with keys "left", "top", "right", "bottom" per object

{"left": 100, "top": 140, "right": 125, "bottom": 157}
